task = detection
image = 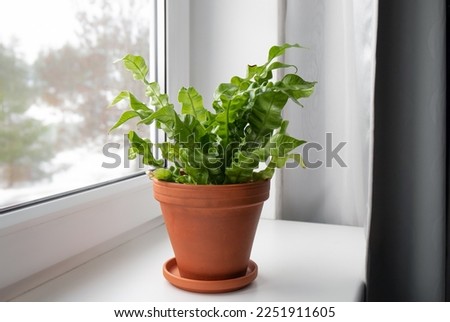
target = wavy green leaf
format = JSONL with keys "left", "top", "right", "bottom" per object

{"left": 268, "top": 133, "right": 306, "bottom": 157}
{"left": 145, "top": 104, "right": 177, "bottom": 137}
{"left": 252, "top": 167, "right": 274, "bottom": 182}
{"left": 225, "top": 150, "right": 260, "bottom": 184}
{"left": 178, "top": 87, "right": 209, "bottom": 124}
{"left": 264, "top": 61, "right": 298, "bottom": 76}
{"left": 145, "top": 82, "right": 170, "bottom": 110}
{"left": 214, "top": 93, "right": 248, "bottom": 148}
{"left": 279, "top": 74, "right": 317, "bottom": 106}
{"left": 150, "top": 168, "right": 173, "bottom": 181}
{"left": 145, "top": 104, "right": 206, "bottom": 143}
{"left": 127, "top": 130, "right": 164, "bottom": 167}
{"left": 109, "top": 91, "right": 151, "bottom": 114}
{"left": 117, "top": 54, "right": 148, "bottom": 81}
{"left": 213, "top": 83, "right": 239, "bottom": 104}
{"left": 247, "top": 64, "right": 265, "bottom": 79}
{"left": 248, "top": 91, "right": 288, "bottom": 139}
{"left": 109, "top": 110, "right": 139, "bottom": 132}
{"left": 128, "top": 93, "right": 150, "bottom": 112}
{"left": 109, "top": 90, "right": 129, "bottom": 106}
{"left": 267, "top": 43, "right": 301, "bottom": 62}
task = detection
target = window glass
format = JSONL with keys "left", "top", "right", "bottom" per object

{"left": 0, "top": 0, "right": 152, "bottom": 210}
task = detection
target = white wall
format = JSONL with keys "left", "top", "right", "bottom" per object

{"left": 189, "top": 0, "right": 280, "bottom": 107}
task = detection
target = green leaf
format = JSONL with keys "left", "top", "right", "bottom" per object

{"left": 214, "top": 93, "right": 249, "bottom": 148}
{"left": 109, "top": 110, "right": 139, "bottom": 132}
{"left": 128, "top": 146, "right": 139, "bottom": 160}
{"left": 185, "top": 166, "right": 210, "bottom": 185}
{"left": 247, "top": 64, "right": 265, "bottom": 79}
{"left": 117, "top": 54, "right": 149, "bottom": 82}
{"left": 145, "top": 104, "right": 177, "bottom": 136}
{"left": 248, "top": 91, "right": 289, "bottom": 139}
{"left": 267, "top": 43, "right": 301, "bottom": 62}
{"left": 109, "top": 91, "right": 151, "bottom": 113}
{"left": 279, "top": 120, "right": 289, "bottom": 135}
{"left": 267, "top": 133, "right": 306, "bottom": 158}
{"left": 178, "top": 87, "right": 209, "bottom": 124}
{"left": 253, "top": 167, "right": 275, "bottom": 181}
{"left": 129, "top": 93, "right": 151, "bottom": 112}
{"left": 213, "top": 83, "right": 238, "bottom": 103}
{"left": 182, "top": 114, "right": 207, "bottom": 140}
{"left": 160, "top": 143, "right": 215, "bottom": 185}
{"left": 146, "top": 82, "right": 170, "bottom": 110}
{"left": 279, "top": 74, "right": 317, "bottom": 105}
{"left": 264, "top": 61, "right": 298, "bottom": 76}
{"left": 254, "top": 152, "right": 305, "bottom": 181}
{"left": 158, "top": 142, "right": 180, "bottom": 165}
{"left": 108, "top": 91, "right": 152, "bottom": 129}
{"left": 243, "top": 45, "right": 301, "bottom": 82}
{"left": 127, "top": 131, "right": 164, "bottom": 167}
{"left": 225, "top": 150, "right": 259, "bottom": 184}
{"left": 109, "top": 91, "right": 129, "bottom": 106}
{"left": 145, "top": 104, "right": 206, "bottom": 142}
{"left": 150, "top": 168, "right": 173, "bottom": 181}
{"left": 257, "top": 133, "right": 306, "bottom": 177}
{"left": 230, "top": 76, "right": 250, "bottom": 91}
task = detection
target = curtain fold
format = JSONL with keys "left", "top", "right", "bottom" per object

{"left": 281, "top": 0, "right": 377, "bottom": 227}
{"left": 367, "top": 0, "right": 446, "bottom": 301}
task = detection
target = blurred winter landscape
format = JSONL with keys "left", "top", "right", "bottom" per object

{"left": 0, "top": 0, "right": 151, "bottom": 209}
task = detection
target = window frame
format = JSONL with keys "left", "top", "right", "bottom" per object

{"left": 0, "top": 0, "right": 175, "bottom": 300}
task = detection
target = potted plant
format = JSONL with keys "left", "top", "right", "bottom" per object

{"left": 109, "top": 43, "right": 316, "bottom": 293}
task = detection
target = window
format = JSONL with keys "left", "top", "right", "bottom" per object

{"left": 0, "top": 0, "right": 154, "bottom": 210}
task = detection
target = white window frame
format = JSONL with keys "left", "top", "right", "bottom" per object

{"left": 0, "top": 0, "right": 185, "bottom": 301}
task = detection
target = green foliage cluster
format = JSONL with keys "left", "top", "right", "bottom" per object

{"left": 109, "top": 44, "right": 316, "bottom": 184}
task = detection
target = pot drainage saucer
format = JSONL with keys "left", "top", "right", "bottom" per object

{"left": 162, "top": 257, "right": 258, "bottom": 293}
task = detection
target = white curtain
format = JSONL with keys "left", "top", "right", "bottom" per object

{"left": 279, "top": 0, "right": 378, "bottom": 227}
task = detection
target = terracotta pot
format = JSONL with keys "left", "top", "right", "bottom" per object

{"left": 153, "top": 179, "right": 270, "bottom": 281}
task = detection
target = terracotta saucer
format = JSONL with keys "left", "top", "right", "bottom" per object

{"left": 162, "top": 258, "right": 258, "bottom": 293}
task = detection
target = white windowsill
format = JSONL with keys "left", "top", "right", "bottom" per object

{"left": 11, "top": 219, "right": 366, "bottom": 302}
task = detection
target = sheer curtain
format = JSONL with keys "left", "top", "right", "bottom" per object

{"left": 279, "top": 0, "right": 378, "bottom": 227}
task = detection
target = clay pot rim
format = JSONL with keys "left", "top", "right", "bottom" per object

{"left": 152, "top": 178, "right": 270, "bottom": 190}
{"left": 153, "top": 178, "right": 270, "bottom": 208}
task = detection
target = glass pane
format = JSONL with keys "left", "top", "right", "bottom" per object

{"left": 0, "top": 0, "right": 152, "bottom": 209}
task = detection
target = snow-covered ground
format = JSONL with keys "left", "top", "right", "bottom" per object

{"left": 0, "top": 143, "right": 146, "bottom": 209}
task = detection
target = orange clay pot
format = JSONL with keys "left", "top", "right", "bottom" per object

{"left": 153, "top": 179, "right": 270, "bottom": 281}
